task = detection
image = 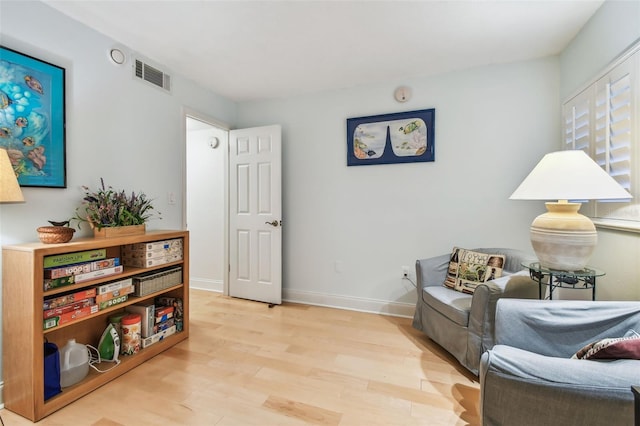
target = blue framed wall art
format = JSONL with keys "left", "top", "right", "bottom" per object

{"left": 346, "top": 108, "right": 435, "bottom": 166}
{"left": 0, "top": 46, "right": 66, "bottom": 187}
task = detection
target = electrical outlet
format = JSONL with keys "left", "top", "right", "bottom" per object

{"left": 402, "top": 265, "right": 410, "bottom": 279}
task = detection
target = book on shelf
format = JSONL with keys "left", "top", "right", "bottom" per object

{"left": 154, "top": 317, "right": 174, "bottom": 334}
{"left": 44, "top": 258, "right": 120, "bottom": 279}
{"left": 43, "top": 275, "right": 76, "bottom": 291}
{"left": 75, "top": 265, "right": 124, "bottom": 283}
{"left": 122, "top": 254, "right": 182, "bottom": 268}
{"left": 44, "top": 265, "right": 124, "bottom": 291}
{"left": 126, "top": 303, "right": 155, "bottom": 337}
{"left": 96, "top": 277, "right": 133, "bottom": 295}
{"left": 122, "top": 238, "right": 184, "bottom": 268}
{"left": 121, "top": 238, "right": 183, "bottom": 253}
{"left": 155, "top": 305, "right": 174, "bottom": 324}
{"left": 98, "top": 294, "right": 129, "bottom": 310}
{"left": 155, "top": 297, "right": 183, "bottom": 320}
{"left": 43, "top": 305, "right": 99, "bottom": 330}
{"left": 95, "top": 285, "right": 134, "bottom": 303}
{"left": 141, "top": 325, "right": 176, "bottom": 349}
{"left": 43, "top": 249, "right": 107, "bottom": 269}
{"left": 43, "top": 288, "right": 98, "bottom": 310}
{"left": 121, "top": 242, "right": 183, "bottom": 260}
{"left": 43, "top": 298, "right": 96, "bottom": 319}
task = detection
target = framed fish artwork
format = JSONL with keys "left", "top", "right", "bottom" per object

{"left": 0, "top": 46, "right": 66, "bottom": 187}
{"left": 346, "top": 108, "right": 435, "bottom": 166}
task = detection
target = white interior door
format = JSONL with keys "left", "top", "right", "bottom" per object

{"left": 229, "top": 125, "right": 282, "bottom": 304}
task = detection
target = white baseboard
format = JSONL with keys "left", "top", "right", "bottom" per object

{"left": 190, "top": 278, "right": 223, "bottom": 292}
{"left": 283, "top": 288, "right": 415, "bottom": 318}
{"left": 188, "top": 283, "right": 415, "bottom": 318}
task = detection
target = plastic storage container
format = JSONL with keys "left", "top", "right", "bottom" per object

{"left": 59, "top": 339, "right": 89, "bottom": 388}
{"left": 121, "top": 314, "right": 141, "bottom": 355}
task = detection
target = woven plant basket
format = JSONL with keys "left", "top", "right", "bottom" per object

{"left": 37, "top": 226, "right": 75, "bottom": 244}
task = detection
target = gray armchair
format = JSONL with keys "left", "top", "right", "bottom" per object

{"left": 480, "top": 299, "right": 640, "bottom": 426}
{"left": 412, "top": 248, "right": 538, "bottom": 375}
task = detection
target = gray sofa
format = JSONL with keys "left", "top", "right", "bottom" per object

{"left": 480, "top": 299, "right": 640, "bottom": 426}
{"left": 412, "top": 248, "right": 538, "bottom": 375}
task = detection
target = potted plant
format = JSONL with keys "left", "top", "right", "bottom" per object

{"left": 74, "top": 178, "right": 161, "bottom": 237}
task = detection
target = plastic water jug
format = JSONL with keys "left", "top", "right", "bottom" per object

{"left": 59, "top": 339, "right": 89, "bottom": 387}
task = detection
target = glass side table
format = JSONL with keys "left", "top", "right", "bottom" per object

{"left": 522, "top": 262, "right": 605, "bottom": 300}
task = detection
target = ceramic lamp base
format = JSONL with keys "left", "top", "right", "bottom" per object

{"left": 530, "top": 201, "right": 597, "bottom": 271}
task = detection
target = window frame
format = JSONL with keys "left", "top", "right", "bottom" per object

{"left": 562, "top": 40, "right": 640, "bottom": 234}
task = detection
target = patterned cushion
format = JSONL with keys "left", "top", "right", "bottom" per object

{"left": 572, "top": 330, "right": 640, "bottom": 360}
{"left": 443, "top": 247, "right": 505, "bottom": 294}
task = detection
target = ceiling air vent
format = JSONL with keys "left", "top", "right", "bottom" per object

{"left": 134, "top": 59, "right": 171, "bottom": 92}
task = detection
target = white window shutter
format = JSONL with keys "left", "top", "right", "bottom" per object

{"left": 563, "top": 89, "right": 591, "bottom": 153}
{"left": 595, "top": 72, "right": 632, "bottom": 191}
{"left": 562, "top": 44, "right": 639, "bottom": 225}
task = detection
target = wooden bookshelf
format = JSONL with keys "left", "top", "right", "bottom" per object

{"left": 2, "top": 230, "right": 189, "bottom": 421}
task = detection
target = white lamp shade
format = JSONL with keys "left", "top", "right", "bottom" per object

{"left": 0, "top": 148, "right": 24, "bottom": 202}
{"left": 510, "top": 150, "right": 632, "bottom": 201}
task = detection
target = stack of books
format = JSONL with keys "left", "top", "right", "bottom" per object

{"left": 135, "top": 297, "right": 183, "bottom": 348}
{"left": 43, "top": 249, "right": 122, "bottom": 291}
{"left": 96, "top": 278, "right": 134, "bottom": 310}
{"left": 156, "top": 296, "right": 184, "bottom": 332}
{"left": 121, "top": 238, "right": 183, "bottom": 268}
{"left": 43, "top": 288, "right": 98, "bottom": 330}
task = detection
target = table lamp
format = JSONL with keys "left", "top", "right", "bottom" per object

{"left": 1, "top": 148, "right": 24, "bottom": 203}
{"left": 510, "top": 150, "right": 631, "bottom": 271}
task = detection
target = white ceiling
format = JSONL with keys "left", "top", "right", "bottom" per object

{"left": 42, "top": 0, "right": 604, "bottom": 102}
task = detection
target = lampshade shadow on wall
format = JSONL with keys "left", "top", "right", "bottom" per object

{"left": 0, "top": 148, "right": 24, "bottom": 203}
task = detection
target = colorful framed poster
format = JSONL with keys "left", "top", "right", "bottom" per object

{"left": 0, "top": 46, "right": 66, "bottom": 187}
{"left": 346, "top": 108, "right": 435, "bottom": 166}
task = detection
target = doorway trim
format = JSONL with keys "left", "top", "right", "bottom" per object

{"left": 182, "top": 107, "right": 231, "bottom": 296}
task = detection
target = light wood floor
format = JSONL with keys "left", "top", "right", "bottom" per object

{"left": 1, "top": 290, "right": 480, "bottom": 425}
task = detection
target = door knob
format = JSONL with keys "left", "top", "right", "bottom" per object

{"left": 265, "top": 220, "right": 281, "bottom": 227}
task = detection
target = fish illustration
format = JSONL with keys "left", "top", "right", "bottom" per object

{"left": 354, "top": 139, "right": 376, "bottom": 159}
{"left": 0, "top": 91, "right": 12, "bottom": 109}
{"left": 399, "top": 120, "right": 421, "bottom": 134}
{"left": 15, "top": 117, "right": 28, "bottom": 127}
{"left": 0, "top": 127, "right": 11, "bottom": 138}
{"left": 22, "top": 136, "right": 35, "bottom": 146}
{"left": 12, "top": 160, "right": 26, "bottom": 176}
{"left": 24, "top": 75, "right": 44, "bottom": 94}
{"left": 27, "top": 146, "right": 46, "bottom": 169}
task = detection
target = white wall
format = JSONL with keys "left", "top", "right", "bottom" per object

{"left": 560, "top": 0, "right": 640, "bottom": 100}
{"left": 186, "top": 121, "right": 226, "bottom": 292}
{"left": 236, "top": 58, "right": 560, "bottom": 315}
{"left": 0, "top": 1, "right": 236, "bottom": 246}
{"left": 0, "top": 0, "right": 236, "bottom": 389}
{"left": 559, "top": 0, "right": 640, "bottom": 301}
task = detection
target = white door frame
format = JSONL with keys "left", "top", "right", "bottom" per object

{"left": 182, "top": 107, "right": 231, "bottom": 296}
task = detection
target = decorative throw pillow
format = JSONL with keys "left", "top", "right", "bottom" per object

{"left": 443, "top": 247, "right": 505, "bottom": 294}
{"left": 572, "top": 336, "right": 640, "bottom": 360}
